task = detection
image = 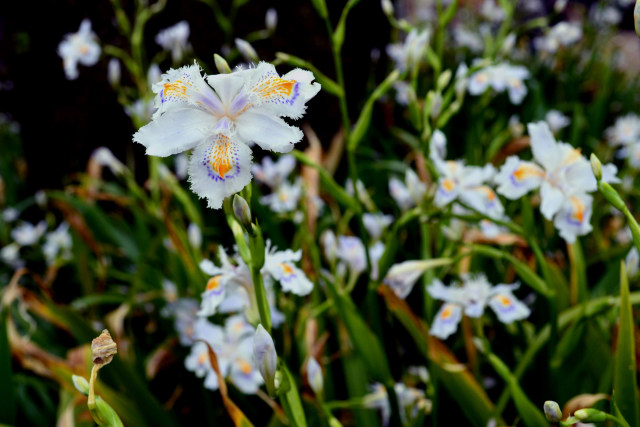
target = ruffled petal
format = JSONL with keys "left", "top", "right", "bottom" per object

{"left": 133, "top": 107, "right": 214, "bottom": 157}
{"left": 246, "top": 62, "right": 320, "bottom": 119}
{"left": 235, "top": 111, "right": 303, "bottom": 153}
{"left": 429, "top": 303, "right": 463, "bottom": 339}
{"left": 153, "top": 65, "right": 224, "bottom": 118}
{"left": 528, "top": 122, "right": 560, "bottom": 172}
{"left": 188, "top": 134, "right": 253, "bottom": 209}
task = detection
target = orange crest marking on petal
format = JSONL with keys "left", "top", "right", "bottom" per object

{"left": 442, "top": 178, "right": 456, "bottom": 192}
{"left": 497, "top": 295, "right": 512, "bottom": 307}
{"left": 570, "top": 196, "right": 585, "bottom": 224}
{"left": 198, "top": 351, "right": 209, "bottom": 365}
{"left": 280, "top": 263, "right": 294, "bottom": 276}
{"left": 441, "top": 304, "right": 453, "bottom": 319}
{"left": 206, "top": 275, "right": 223, "bottom": 291}
{"left": 203, "top": 135, "right": 241, "bottom": 182}
{"left": 513, "top": 164, "right": 544, "bottom": 182}
{"left": 237, "top": 359, "right": 252, "bottom": 374}
{"left": 252, "top": 74, "right": 299, "bottom": 105}
{"left": 562, "top": 148, "right": 582, "bottom": 166}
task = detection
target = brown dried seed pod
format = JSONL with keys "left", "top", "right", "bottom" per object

{"left": 91, "top": 329, "right": 117, "bottom": 366}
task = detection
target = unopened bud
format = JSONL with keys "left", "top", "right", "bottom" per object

{"left": 574, "top": 408, "right": 607, "bottom": 422}
{"left": 72, "top": 375, "right": 90, "bottom": 396}
{"left": 214, "top": 54, "right": 232, "bottom": 74}
{"left": 265, "top": 8, "right": 278, "bottom": 33}
{"left": 543, "top": 400, "right": 562, "bottom": 423}
{"left": 430, "top": 92, "right": 443, "bottom": 120}
{"left": 108, "top": 58, "right": 121, "bottom": 87}
{"left": 235, "top": 38, "right": 259, "bottom": 63}
{"left": 233, "top": 194, "right": 252, "bottom": 229}
{"left": 307, "top": 357, "right": 324, "bottom": 395}
{"left": 436, "top": 70, "right": 452, "bottom": 91}
{"left": 91, "top": 329, "right": 117, "bottom": 367}
{"left": 590, "top": 153, "right": 602, "bottom": 181}
{"left": 381, "top": 0, "right": 394, "bottom": 16}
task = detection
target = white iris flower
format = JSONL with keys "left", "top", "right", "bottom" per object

{"left": 133, "top": 62, "right": 320, "bottom": 209}
{"left": 57, "top": 19, "right": 101, "bottom": 80}
{"left": 495, "top": 122, "right": 597, "bottom": 243}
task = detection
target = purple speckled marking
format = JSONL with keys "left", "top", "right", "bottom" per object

{"left": 202, "top": 136, "right": 242, "bottom": 182}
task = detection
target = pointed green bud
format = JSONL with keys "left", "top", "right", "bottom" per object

{"left": 72, "top": 375, "right": 90, "bottom": 396}
{"left": 436, "top": 70, "right": 452, "bottom": 91}
{"left": 254, "top": 324, "right": 278, "bottom": 396}
{"left": 233, "top": 194, "right": 252, "bottom": 230}
{"left": 381, "top": 0, "right": 394, "bottom": 17}
{"left": 543, "top": 401, "right": 562, "bottom": 423}
{"left": 214, "top": 54, "right": 232, "bottom": 74}
{"left": 574, "top": 408, "right": 607, "bottom": 422}
{"left": 590, "top": 153, "right": 602, "bottom": 181}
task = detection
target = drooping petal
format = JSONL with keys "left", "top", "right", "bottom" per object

{"left": 488, "top": 291, "right": 530, "bottom": 323}
{"left": 553, "top": 193, "right": 593, "bottom": 243}
{"left": 429, "top": 303, "right": 463, "bottom": 339}
{"left": 188, "top": 134, "right": 253, "bottom": 209}
{"left": 235, "top": 111, "right": 303, "bottom": 153}
{"left": 539, "top": 181, "right": 564, "bottom": 220}
{"left": 460, "top": 186, "right": 504, "bottom": 220}
{"left": 133, "top": 108, "right": 214, "bottom": 157}
{"left": 495, "top": 156, "right": 545, "bottom": 199}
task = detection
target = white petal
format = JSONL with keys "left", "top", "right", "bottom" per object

{"left": 539, "top": 182, "right": 564, "bottom": 220}
{"left": 153, "top": 65, "right": 223, "bottom": 118}
{"left": 188, "top": 135, "right": 253, "bottom": 209}
{"left": 495, "top": 156, "right": 544, "bottom": 199}
{"left": 553, "top": 194, "right": 593, "bottom": 243}
{"left": 133, "top": 108, "right": 214, "bottom": 157}
{"left": 235, "top": 111, "right": 303, "bottom": 153}
{"left": 528, "top": 122, "right": 560, "bottom": 172}
{"left": 246, "top": 62, "right": 321, "bottom": 119}
{"left": 207, "top": 73, "right": 247, "bottom": 106}
{"left": 429, "top": 303, "right": 462, "bottom": 339}
{"left": 488, "top": 292, "right": 530, "bottom": 323}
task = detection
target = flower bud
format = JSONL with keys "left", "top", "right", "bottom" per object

{"left": 108, "top": 58, "right": 121, "bottom": 87}
{"left": 253, "top": 324, "right": 278, "bottom": 396}
{"left": 590, "top": 153, "right": 602, "bottom": 181}
{"left": 214, "top": 54, "right": 232, "bottom": 74}
{"left": 91, "top": 329, "right": 117, "bottom": 367}
{"left": 436, "top": 70, "right": 452, "bottom": 91}
{"left": 381, "top": 0, "right": 394, "bottom": 17}
{"left": 543, "top": 400, "right": 562, "bottom": 423}
{"left": 235, "top": 38, "right": 259, "bottom": 63}
{"left": 574, "top": 408, "right": 607, "bottom": 422}
{"left": 307, "top": 357, "right": 324, "bottom": 395}
{"left": 265, "top": 8, "right": 278, "bottom": 33}
{"left": 72, "top": 375, "right": 90, "bottom": 396}
{"left": 233, "top": 194, "right": 252, "bottom": 229}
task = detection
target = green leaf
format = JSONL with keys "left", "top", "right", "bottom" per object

{"left": 279, "top": 364, "right": 308, "bottom": 427}
{"left": 348, "top": 70, "right": 400, "bottom": 152}
{"left": 0, "top": 311, "right": 16, "bottom": 425}
{"left": 486, "top": 353, "right": 547, "bottom": 427}
{"left": 613, "top": 262, "right": 640, "bottom": 426}
{"left": 275, "top": 53, "right": 343, "bottom": 97}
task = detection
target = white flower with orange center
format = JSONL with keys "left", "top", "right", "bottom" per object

{"left": 57, "top": 19, "right": 101, "bottom": 80}
{"left": 495, "top": 122, "right": 597, "bottom": 243}
{"left": 430, "top": 130, "right": 504, "bottom": 219}
{"left": 262, "top": 243, "right": 313, "bottom": 296}
{"left": 468, "top": 62, "right": 530, "bottom": 105}
{"left": 427, "top": 275, "right": 530, "bottom": 339}
{"left": 133, "top": 62, "right": 320, "bottom": 209}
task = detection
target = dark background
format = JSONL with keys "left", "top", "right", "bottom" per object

{"left": 0, "top": 0, "right": 390, "bottom": 193}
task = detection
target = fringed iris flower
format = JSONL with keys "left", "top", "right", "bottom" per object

{"left": 133, "top": 62, "right": 320, "bottom": 209}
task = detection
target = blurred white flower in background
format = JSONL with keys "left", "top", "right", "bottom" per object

{"left": 58, "top": 19, "right": 101, "bottom": 80}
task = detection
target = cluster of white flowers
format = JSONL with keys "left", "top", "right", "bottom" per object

{"left": 467, "top": 62, "right": 530, "bottom": 104}
{"left": 430, "top": 130, "right": 504, "bottom": 220}
{"left": 321, "top": 228, "right": 386, "bottom": 282}
{"left": 1, "top": 216, "right": 72, "bottom": 269}
{"left": 386, "top": 28, "right": 431, "bottom": 72}
{"left": 534, "top": 22, "right": 582, "bottom": 55}
{"left": 389, "top": 169, "right": 427, "bottom": 211}
{"left": 428, "top": 274, "right": 530, "bottom": 339}
{"left": 198, "top": 242, "right": 312, "bottom": 324}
